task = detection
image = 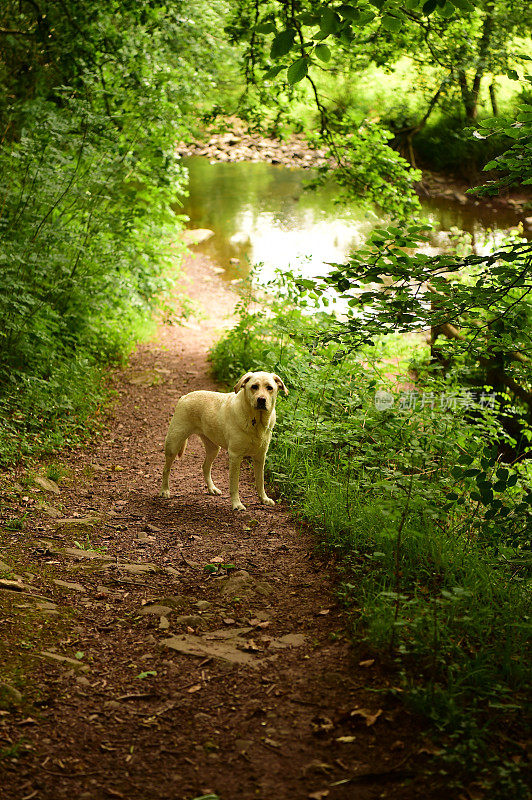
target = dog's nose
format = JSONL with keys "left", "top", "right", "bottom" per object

{"left": 257, "top": 396, "right": 267, "bottom": 409}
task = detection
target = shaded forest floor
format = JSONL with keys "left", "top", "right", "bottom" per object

{"left": 0, "top": 252, "right": 447, "bottom": 800}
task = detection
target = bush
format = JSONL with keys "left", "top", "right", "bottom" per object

{"left": 211, "top": 274, "right": 531, "bottom": 797}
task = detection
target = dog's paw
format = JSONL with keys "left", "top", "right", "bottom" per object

{"left": 208, "top": 486, "right": 222, "bottom": 496}
{"left": 232, "top": 501, "right": 246, "bottom": 511}
{"left": 261, "top": 496, "right": 275, "bottom": 506}
{"left": 159, "top": 489, "right": 171, "bottom": 499}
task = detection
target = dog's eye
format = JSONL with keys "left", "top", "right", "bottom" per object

{"left": 251, "top": 384, "right": 259, "bottom": 391}
{"left": 266, "top": 385, "right": 274, "bottom": 391}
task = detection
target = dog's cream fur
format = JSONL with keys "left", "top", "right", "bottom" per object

{"left": 160, "top": 371, "right": 288, "bottom": 511}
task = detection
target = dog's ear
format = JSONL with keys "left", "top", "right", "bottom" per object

{"left": 273, "top": 374, "right": 288, "bottom": 396}
{"left": 234, "top": 372, "right": 253, "bottom": 393}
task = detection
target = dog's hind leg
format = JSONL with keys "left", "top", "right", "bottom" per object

{"left": 160, "top": 430, "right": 188, "bottom": 498}
{"left": 199, "top": 435, "right": 221, "bottom": 496}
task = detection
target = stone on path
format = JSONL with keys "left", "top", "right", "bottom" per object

{"left": 34, "top": 477, "right": 60, "bottom": 495}
{"left": 39, "top": 651, "right": 90, "bottom": 672}
{"left": 182, "top": 228, "right": 214, "bottom": 245}
{"left": 220, "top": 569, "right": 274, "bottom": 599}
{"left": 53, "top": 579, "right": 86, "bottom": 593}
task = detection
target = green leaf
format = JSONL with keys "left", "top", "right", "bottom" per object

{"left": 338, "top": 4, "right": 357, "bottom": 20}
{"left": 356, "top": 10, "right": 376, "bottom": 24}
{"left": 314, "top": 43, "right": 331, "bottom": 62}
{"left": 263, "top": 64, "right": 285, "bottom": 80}
{"left": 270, "top": 29, "right": 296, "bottom": 59}
{"left": 450, "top": 0, "right": 474, "bottom": 11}
{"left": 320, "top": 8, "right": 340, "bottom": 35}
{"left": 287, "top": 57, "right": 309, "bottom": 84}
{"left": 381, "top": 14, "right": 402, "bottom": 31}
{"left": 436, "top": 2, "right": 455, "bottom": 17}
{"left": 422, "top": 0, "right": 439, "bottom": 13}
{"left": 255, "top": 21, "right": 276, "bottom": 34}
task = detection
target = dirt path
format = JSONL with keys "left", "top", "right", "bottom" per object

{"left": 0, "top": 253, "right": 441, "bottom": 800}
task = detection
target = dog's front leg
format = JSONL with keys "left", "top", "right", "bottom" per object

{"left": 228, "top": 453, "right": 245, "bottom": 511}
{"left": 253, "top": 454, "right": 275, "bottom": 506}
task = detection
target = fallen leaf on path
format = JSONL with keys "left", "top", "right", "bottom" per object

{"left": 263, "top": 737, "right": 281, "bottom": 748}
{"left": 391, "top": 740, "right": 405, "bottom": 751}
{"left": 302, "top": 761, "right": 334, "bottom": 775}
{"left": 241, "top": 639, "right": 261, "bottom": 652}
{"left": 308, "top": 791, "right": 329, "bottom": 800}
{"left": 350, "top": 708, "right": 383, "bottom": 727}
{"left": 358, "top": 659, "right": 375, "bottom": 667}
{"left": 336, "top": 736, "right": 356, "bottom": 743}
{"left": 317, "top": 609, "right": 330, "bottom": 616}
{"left": 187, "top": 684, "right": 202, "bottom": 693}
{"left": 311, "top": 716, "right": 334, "bottom": 735}
{"left": 136, "top": 670, "right": 157, "bottom": 680}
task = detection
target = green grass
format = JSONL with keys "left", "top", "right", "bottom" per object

{"left": 210, "top": 284, "right": 531, "bottom": 798}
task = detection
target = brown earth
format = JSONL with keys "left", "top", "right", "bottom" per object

{"left": 0, "top": 252, "right": 447, "bottom": 800}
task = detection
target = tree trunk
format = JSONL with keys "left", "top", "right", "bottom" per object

{"left": 458, "top": 4, "right": 495, "bottom": 120}
{"left": 489, "top": 82, "right": 498, "bottom": 116}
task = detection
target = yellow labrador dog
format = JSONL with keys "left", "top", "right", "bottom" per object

{"left": 160, "top": 371, "right": 288, "bottom": 511}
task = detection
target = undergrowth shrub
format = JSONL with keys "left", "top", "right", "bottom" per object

{"left": 211, "top": 274, "right": 531, "bottom": 798}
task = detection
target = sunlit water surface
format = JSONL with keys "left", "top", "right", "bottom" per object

{"left": 177, "top": 156, "right": 524, "bottom": 284}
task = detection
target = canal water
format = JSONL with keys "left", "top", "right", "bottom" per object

{"left": 177, "top": 156, "right": 524, "bottom": 283}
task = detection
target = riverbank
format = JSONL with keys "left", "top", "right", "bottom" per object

{"left": 177, "top": 117, "right": 530, "bottom": 220}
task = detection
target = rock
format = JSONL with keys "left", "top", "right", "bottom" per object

{"left": 116, "top": 562, "right": 158, "bottom": 575}
{"left": 127, "top": 369, "right": 164, "bottom": 387}
{"left": 56, "top": 516, "right": 101, "bottom": 527}
{"left": 35, "top": 476, "right": 60, "bottom": 494}
{"left": 270, "top": 633, "right": 306, "bottom": 648}
{"left": 39, "top": 651, "right": 90, "bottom": 672}
{"left": 53, "top": 579, "right": 86, "bottom": 593}
{"left": 164, "top": 566, "right": 181, "bottom": 577}
{"left": 182, "top": 228, "right": 215, "bottom": 245}
{"left": 220, "top": 570, "right": 274, "bottom": 599}
{"left": 162, "top": 631, "right": 258, "bottom": 666}
{"left": 154, "top": 595, "right": 189, "bottom": 609}
{"left": 35, "top": 601, "right": 58, "bottom": 611}
{"left": 54, "top": 546, "right": 114, "bottom": 562}
{"left": 196, "top": 600, "right": 211, "bottom": 611}
{"left": 159, "top": 617, "right": 170, "bottom": 630}
{"left": 139, "top": 604, "right": 173, "bottom": 616}
{"left": 39, "top": 503, "right": 63, "bottom": 518}
{"left": 174, "top": 615, "right": 205, "bottom": 627}
{"left": 0, "top": 578, "right": 34, "bottom": 592}
{"left": 0, "top": 560, "right": 13, "bottom": 574}
{"left": 0, "top": 682, "right": 23, "bottom": 708}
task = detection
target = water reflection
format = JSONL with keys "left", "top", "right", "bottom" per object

{"left": 177, "top": 156, "right": 523, "bottom": 281}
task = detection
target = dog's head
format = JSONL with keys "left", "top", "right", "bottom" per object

{"left": 234, "top": 371, "right": 288, "bottom": 412}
